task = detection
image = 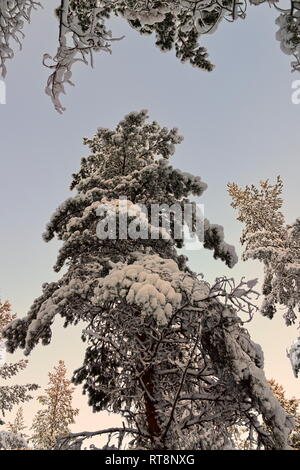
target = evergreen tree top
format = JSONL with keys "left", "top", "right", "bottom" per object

{"left": 71, "top": 110, "right": 184, "bottom": 186}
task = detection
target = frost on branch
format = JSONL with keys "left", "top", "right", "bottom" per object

{"left": 3, "top": 111, "right": 291, "bottom": 449}
{"left": 0, "top": 0, "right": 41, "bottom": 78}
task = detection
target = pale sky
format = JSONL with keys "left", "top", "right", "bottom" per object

{"left": 0, "top": 2, "right": 299, "bottom": 443}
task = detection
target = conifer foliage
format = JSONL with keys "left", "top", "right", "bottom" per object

{"left": 231, "top": 379, "right": 300, "bottom": 450}
{"left": 0, "top": 300, "right": 38, "bottom": 417}
{"left": 3, "top": 111, "right": 294, "bottom": 450}
{"left": 0, "top": 299, "right": 38, "bottom": 450}
{"left": 228, "top": 178, "right": 300, "bottom": 377}
{"left": 1, "top": 1, "right": 300, "bottom": 112}
{"left": 31, "top": 360, "right": 79, "bottom": 449}
{"left": 7, "top": 407, "right": 27, "bottom": 437}
{"left": 268, "top": 379, "right": 300, "bottom": 450}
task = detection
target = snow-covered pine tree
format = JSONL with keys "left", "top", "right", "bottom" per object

{"left": 228, "top": 178, "right": 300, "bottom": 377}
{"left": 4, "top": 111, "right": 294, "bottom": 450}
{"left": 31, "top": 360, "right": 79, "bottom": 449}
{"left": 1, "top": 1, "right": 300, "bottom": 112}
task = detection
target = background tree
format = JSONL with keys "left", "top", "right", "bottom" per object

{"left": 7, "top": 407, "right": 27, "bottom": 437}
{"left": 31, "top": 360, "right": 79, "bottom": 450}
{"left": 3, "top": 406, "right": 28, "bottom": 450}
{"left": 4, "top": 111, "right": 294, "bottom": 450}
{"left": 1, "top": 1, "right": 300, "bottom": 112}
{"left": 0, "top": 299, "right": 38, "bottom": 417}
{"left": 228, "top": 178, "right": 300, "bottom": 376}
{"left": 0, "top": 300, "right": 38, "bottom": 450}
{"left": 268, "top": 379, "right": 300, "bottom": 450}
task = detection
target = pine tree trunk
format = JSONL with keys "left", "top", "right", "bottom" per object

{"left": 139, "top": 332, "right": 162, "bottom": 448}
{"left": 142, "top": 366, "right": 161, "bottom": 443}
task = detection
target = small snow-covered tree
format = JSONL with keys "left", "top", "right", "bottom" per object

{"left": 0, "top": 299, "right": 38, "bottom": 417}
{"left": 228, "top": 178, "right": 300, "bottom": 376}
{"left": 3, "top": 111, "right": 294, "bottom": 450}
{"left": 4, "top": 407, "right": 28, "bottom": 450}
{"left": 31, "top": 360, "right": 79, "bottom": 450}
{"left": 1, "top": 1, "right": 300, "bottom": 111}
{"left": 7, "top": 407, "right": 26, "bottom": 437}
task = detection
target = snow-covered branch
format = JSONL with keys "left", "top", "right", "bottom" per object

{"left": 0, "top": 0, "right": 41, "bottom": 78}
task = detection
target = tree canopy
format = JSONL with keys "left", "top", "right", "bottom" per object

{"left": 228, "top": 178, "right": 300, "bottom": 377}
{"left": 1, "top": 1, "right": 300, "bottom": 112}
